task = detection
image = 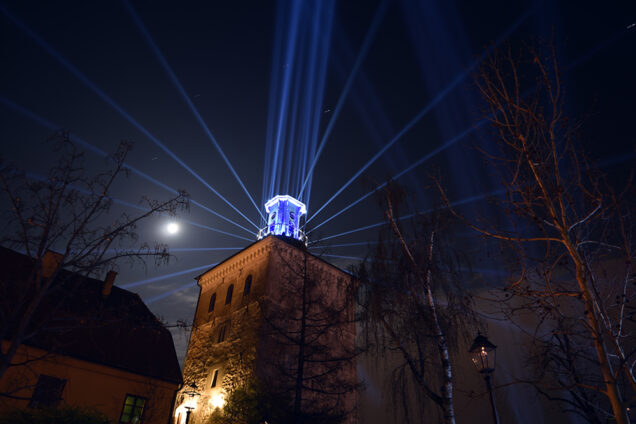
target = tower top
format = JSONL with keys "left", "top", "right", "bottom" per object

{"left": 258, "top": 195, "right": 307, "bottom": 244}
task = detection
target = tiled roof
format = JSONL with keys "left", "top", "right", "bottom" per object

{"left": 0, "top": 247, "right": 182, "bottom": 385}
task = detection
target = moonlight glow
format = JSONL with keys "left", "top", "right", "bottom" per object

{"left": 166, "top": 222, "right": 179, "bottom": 234}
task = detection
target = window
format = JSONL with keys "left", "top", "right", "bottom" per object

{"left": 208, "top": 292, "right": 216, "bottom": 313}
{"left": 119, "top": 394, "right": 146, "bottom": 423}
{"left": 243, "top": 275, "right": 252, "bottom": 296}
{"left": 217, "top": 323, "right": 228, "bottom": 343}
{"left": 211, "top": 369, "right": 219, "bottom": 388}
{"left": 225, "top": 284, "right": 234, "bottom": 305}
{"left": 28, "top": 374, "right": 66, "bottom": 408}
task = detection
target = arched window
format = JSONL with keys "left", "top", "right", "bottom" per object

{"left": 243, "top": 275, "right": 252, "bottom": 296}
{"left": 208, "top": 293, "right": 216, "bottom": 313}
{"left": 225, "top": 284, "right": 234, "bottom": 305}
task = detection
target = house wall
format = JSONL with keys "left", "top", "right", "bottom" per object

{"left": 0, "top": 342, "right": 178, "bottom": 423}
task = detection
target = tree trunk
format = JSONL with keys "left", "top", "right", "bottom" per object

{"left": 574, "top": 263, "right": 629, "bottom": 424}
{"left": 425, "top": 232, "right": 456, "bottom": 424}
{"left": 293, "top": 272, "right": 308, "bottom": 423}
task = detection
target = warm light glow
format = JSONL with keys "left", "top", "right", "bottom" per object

{"left": 167, "top": 222, "right": 179, "bottom": 234}
{"left": 184, "top": 396, "right": 197, "bottom": 411}
{"left": 174, "top": 403, "right": 192, "bottom": 422}
{"left": 210, "top": 393, "right": 225, "bottom": 409}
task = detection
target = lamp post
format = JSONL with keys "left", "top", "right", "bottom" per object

{"left": 469, "top": 332, "right": 499, "bottom": 424}
{"left": 183, "top": 383, "right": 200, "bottom": 424}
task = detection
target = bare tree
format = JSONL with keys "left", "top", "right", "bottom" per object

{"left": 438, "top": 45, "right": 635, "bottom": 423}
{"left": 0, "top": 132, "right": 189, "bottom": 383}
{"left": 259, "top": 242, "right": 359, "bottom": 424}
{"left": 358, "top": 185, "right": 478, "bottom": 424}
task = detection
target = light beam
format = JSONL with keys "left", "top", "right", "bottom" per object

{"left": 123, "top": 0, "right": 265, "bottom": 222}
{"left": 0, "top": 96, "right": 257, "bottom": 236}
{"left": 145, "top": 282, "right": 198, "bottom": 304}
{"left": 121, "top": 263, "right": 217, "bottom": 289}
{"left": 312, "top": 189, "right": 506, "bottom": 244}
{"left": 297, "top": 0, "right": 390, "bottom": 200}
{"left": 306, "top": 9, "right": 533, "bottom": 223}
{"left": 0, "top": 4, "right": 259, "bottom": 230}
{"left": 309, "top": 121, "right": 486, "bottom": 233}
{"left": 22, "top": 169, "right": 254, "bottom": 242}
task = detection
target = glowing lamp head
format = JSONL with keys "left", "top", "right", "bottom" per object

{"left": 469, "top": 333, "right": 497, "bottom": 374}
{"left": 258, "top": 195, "right": 307, "bottom": 243}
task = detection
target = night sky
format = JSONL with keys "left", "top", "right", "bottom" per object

{"left": 1, "top": 0, "right": 634, "bottom": 364}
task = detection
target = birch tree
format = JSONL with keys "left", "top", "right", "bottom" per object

{"left": 438, "top": 45, "right": 635, "bottom": 423}
{"left": 358, "top": 186, "right": 477, "bottom": 424}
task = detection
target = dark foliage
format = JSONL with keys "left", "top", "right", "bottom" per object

{"left": 0, "top": 405, "right": 110, "bottom": 424}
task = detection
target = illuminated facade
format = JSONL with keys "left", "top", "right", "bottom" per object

{"left": 174, "top": 234, "right": 356, "bottom": 424}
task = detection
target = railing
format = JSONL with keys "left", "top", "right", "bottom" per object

{"left": 258, "top": 226, "right": 308, "bottom": 245}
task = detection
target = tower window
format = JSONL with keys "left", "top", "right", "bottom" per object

{"left": 208, "top": 292, "right": 216, "bottom": 313}
{"left": 211, "top": 369, "right": 219, "bottom": 388}
{"left": 225, "top": 284, "right": 234, "bottom": 305}
{"left": 244, "top": 275, "right": 252, "bottom": 296}
{"left": 217, "top": 323, "right": 228, "bottom": 343}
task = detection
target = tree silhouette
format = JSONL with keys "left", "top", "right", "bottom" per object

{"left": 0, "top": 132, "right": 188, "bottom": 384}
{"left": 257, "top": 241, "right": 358, "bottom": 424}
{"left": 439, "top": 45, "right": 635, "bottom": 423}
{"left": 358, "top": 185, "right": 478, "bottom": 424}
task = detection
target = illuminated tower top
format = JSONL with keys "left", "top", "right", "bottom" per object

{"left": 258, "top": 195, "right": 307, "bottom": 244}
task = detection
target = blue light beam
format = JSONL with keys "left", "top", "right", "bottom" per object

{"left": 311, "top": 241, "right": 379, "bottom": 249}
{"left": 312, "top": 253, "right": 366, "bottom": 262}
{"left": 267, "top": 0, "right": 303, "bottom": 200}
{"left": 123, "top": 1, "right": 265, "bottom": 222}
{"left": 0, "top": 96, "right": 256, "bottom": 237}
{"left": 309, "top": 22, "right": 629, "bottom": 232}
{"left": 312, "top": 189, "right": 506, "bottom": 244}
{"left": 309, "top": 121, "right": 486, "bottom": 233}
{"left": 307, "top": 68, "right": 484, "bottom": 224}
{"left": 21, "top": 168, "right": 253, "bottom": 242}
{"left": 297, "top": 0, "right": 390, "bottom": 200}
{"left": 306, "top": 9, "right": 532, "bottom": 223}
{"left": 121, "top": 263, "right": 217, "bottom": 289}
{"left": 145, "top": 282, "right": 198, "bottom": 304}
{"left": 0, "top": 4, "right": 259, "bottom": 230}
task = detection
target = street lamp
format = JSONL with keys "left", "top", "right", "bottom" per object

{"left": 469, "top": 332, "right": 499, "bottom": 424}
{"left": 183, "top": 383, "right": 200, "bottom": 424}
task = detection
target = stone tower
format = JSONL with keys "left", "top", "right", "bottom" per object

{"left": 174, "top": 198, "right": 356, "bottom": 424}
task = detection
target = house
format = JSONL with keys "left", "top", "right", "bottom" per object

{"left": 0, "top": 247, "right": 182, "bottom": 423}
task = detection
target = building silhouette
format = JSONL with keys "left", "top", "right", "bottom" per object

{"left": 0, "top": 247, "right": 182, "bottom": 423}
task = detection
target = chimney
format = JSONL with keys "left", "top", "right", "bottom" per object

{"left": 102, "top": 270, "right": 117, "bottom": 299}
{"left": 40, "top": 250, "right": 63, "bottom": 279}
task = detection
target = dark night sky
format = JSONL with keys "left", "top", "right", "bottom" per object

{"left": 1, "top": 0, "right": 634, "bottom": 363}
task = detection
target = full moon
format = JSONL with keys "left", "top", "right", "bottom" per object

{"left": 166, "top": 222, "right": 179, "bottom": 234}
